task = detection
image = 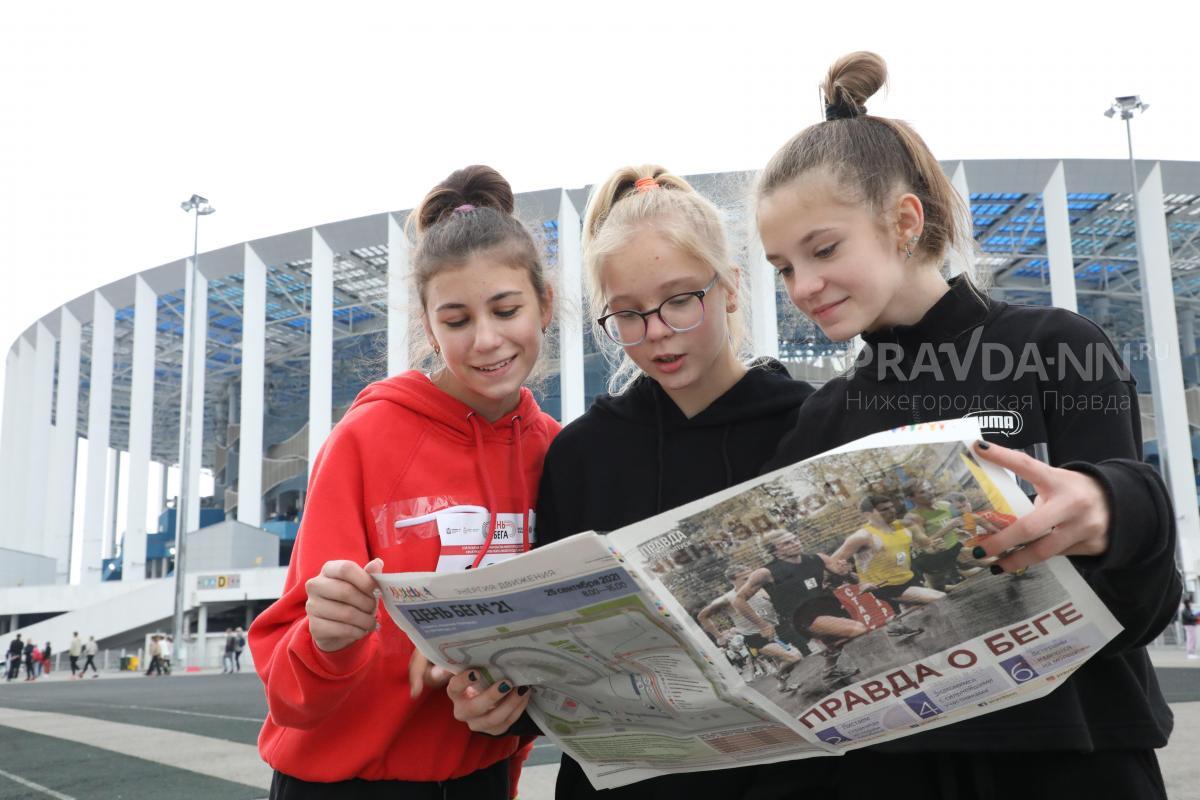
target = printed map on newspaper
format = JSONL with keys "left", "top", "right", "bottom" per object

{"left": 375, "top": 419, "right": 1121, "bottom": 789}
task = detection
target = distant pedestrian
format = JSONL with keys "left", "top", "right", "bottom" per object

{"left": 42, "top": 642, "right": 52, "bottom": 675}
{"left": 6, "top": 635, "right": 21, "bottom": 681}
{"left": 233, "top": 627, "right": 246, "bottom": 672}
{"left": 23, "top": 641, "right": 35, "bottom": 681}
{"left": 160, "top": 635, "right": 173, "bottom": 674}
{"left": 223, "top": 629, "right": 236, "bottom": 673}
{"left": 69, "top": 632, "right": 82, "bottom": 677}
{"left": 145, "top": 636, "right": 163, "bottom": 676}
{"left": 80, "top": 636, "right": 99, "bottom": 677}
{"left": 31, "top": 643, "right": 43, "bottom": 678}
{"left": 1183, "top": 599, "right": 1198, "bottom": 660}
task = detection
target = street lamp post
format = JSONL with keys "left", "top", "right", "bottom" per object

{"left": 1105, "top": 96, "right": 1149, "bottom": 226}
{"left": 1105, "top": 96, "right": 1150, "bottom": 388}
{"left": 175, "top": 194, "right": 215, "bottom": 667}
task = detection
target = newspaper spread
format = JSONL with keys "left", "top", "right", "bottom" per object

{"left": 375, "top": 420, "right": 1122, "bottom": 789}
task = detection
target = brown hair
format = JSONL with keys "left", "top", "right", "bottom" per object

{"left": 582, "top": 164, "right": 748, "bottom": 392}
{"left": 757, "top": 52, "right": 972, "bottom": 273}
{"left": 411, "top": 165, "right": 549, "bottom": 308}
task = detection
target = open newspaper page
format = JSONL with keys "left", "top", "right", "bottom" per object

{"left": 375, "top": 420, "right": 1122, "bottom": 788}
{"left": 374, "top": 531, "right": 818, "bottom": 790}
{"left": 610, "top": 419, "right": 1122, "bottom": 753}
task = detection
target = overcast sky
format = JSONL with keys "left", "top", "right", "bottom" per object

{"left": 1, "top": 0, "right": 1196, "bottom": 448}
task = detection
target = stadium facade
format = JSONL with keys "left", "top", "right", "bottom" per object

{"left": 2, "top": 159, "right": 1199, "bottom": 665}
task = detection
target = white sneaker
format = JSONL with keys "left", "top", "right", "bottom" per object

{"left": 1187, "top": 654, "right": 1198, "bottom": 660}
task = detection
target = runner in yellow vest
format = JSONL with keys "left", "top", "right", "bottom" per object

{"left": 832, "top": 494, "right": 945, "bottom": 607}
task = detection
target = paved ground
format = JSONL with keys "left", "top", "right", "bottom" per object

{"left": 0, "top": 651, "right": 1196, "bottom": 799}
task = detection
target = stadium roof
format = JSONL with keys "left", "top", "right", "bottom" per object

{"left": 17, "top": 159, "right": 1200, "bottom": 481}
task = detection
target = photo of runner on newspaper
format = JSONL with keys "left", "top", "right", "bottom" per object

{"left": 649, "top": 439, "right": 1071, "bottom": 718}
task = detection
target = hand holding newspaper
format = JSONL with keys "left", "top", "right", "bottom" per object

{"left": 375, "top": 420, "right": 1121, "bottom": 789}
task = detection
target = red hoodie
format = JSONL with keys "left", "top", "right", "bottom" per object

{"left": 250, "top": 371, "right": 559, "bottom": 788}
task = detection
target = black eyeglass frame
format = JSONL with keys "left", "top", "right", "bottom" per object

{"left": 596, "top": 274, "right": 720, "bottom": 346}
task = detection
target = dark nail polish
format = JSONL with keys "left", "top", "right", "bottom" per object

{"left": 517, "top": 685, "right": 529, "bottom": 696}
{"left": 976, "top": 439, "right": 990, "bottom": 450}
{"left": 972, "top": 546, "right": 987, "bottom": 559}
{"left": 498, "top": 682, "right": 512, "bottom": 694}
{"left": 468, "top": 671, "right": 477, "bottom": 682}
{"left": 990, "top": 565, "right": 1004, "bottom": 575}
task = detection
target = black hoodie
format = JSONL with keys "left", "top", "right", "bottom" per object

{"left": 539, "top": 357, "right": 814, "bottom": 538}
{"left": 765, "top": 277, "right": 1179, "bottom": 755}
{"left": 535, "top": 358, "right": 821, "bottom": 799}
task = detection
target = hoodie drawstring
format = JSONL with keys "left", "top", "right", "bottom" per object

{"left": 466, "top": 412, "right": 500, "bottom": 570}
{"left": 513, "top": 416, "right": 529, "bottom": 554}
{"left": 466, "top": 412, "right": 529, "bottom": 570}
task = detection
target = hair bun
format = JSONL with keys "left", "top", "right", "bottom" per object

{"left": 822, "top": 51, "right": 887, "bottom": 120}
{"left": 584, "top": 165, "right": 697, "bottom": 242}
{"left": 415, "top": 165, "right": 516, "bottom": 233}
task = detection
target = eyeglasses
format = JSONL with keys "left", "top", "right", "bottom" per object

{"left": 597, "top": 275, "right": 719, "bottom": 346}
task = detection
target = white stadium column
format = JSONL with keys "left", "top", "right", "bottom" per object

{"left": 948, "top": 162, "right": 972, "bottom": 278}
{"left": 81, "top": 292, "right": 115, "bottom": 583}
{"left": 182, "top": 268, "right": 209, "bottom": 535}
{"left": 1043, "top": 161, "right": 1078, "bottom": 313}
{"left": 49, "top": 309, "right": 81, "bottom": 580}
{"left": 0, "top": 348, "right": 22, "bottom": 550}
{"left": 27, "top": 322, "right": 55, "bottom": 561}
{"left": 123, "top": 277, "right": 157, "bottom": 581}
{"left": 387, "top": 214, "right": 410, "bottom": 376}
{"left": 10, "top": 337, "right": 36, "bottom": 552}
{"left": 748, "top": 230, "right": 780, "bottom": 361}
{"left": 238, "top": 245, "right": 266, "bottom": 528}
{"left": 557, "top": 191, "right": 584, "bottom": 423}
{"left": 175, "top": 262, "right": 206, "bottom": 537}
{"left": 106, "top": 448, "right": 120, "bottom": 558}
{"left": 309, "top": 229, "right": 334, "bottom": 468}
{"left": 1134, "top": 162, "right": 1200, "bottom": 586}
{"left": 13, "top": 335, "right": 36, "bottom": 554}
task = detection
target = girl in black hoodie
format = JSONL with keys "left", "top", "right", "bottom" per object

{"left": 445, "top": 165, "right": 820, "bottom": 798}
{"left": 755, "top": 52, "right": 1178, "bottom": 799}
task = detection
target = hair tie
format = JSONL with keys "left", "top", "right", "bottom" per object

{"left": 453, "top": 204, "right": 476, "bottom": 214}
{"left": 824, "top": 102, "right": 864, "bottom": 121}
{"left": 634, "top": 177, "right": 660, "bottom": 193}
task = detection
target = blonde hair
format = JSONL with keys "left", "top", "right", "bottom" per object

{"left": 757, "top": 52, "right": 983, "bottom": 287}
{"left": 582, "top": 164, "right": 749, "bottom": 393}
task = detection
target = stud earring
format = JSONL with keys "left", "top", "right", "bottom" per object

{"left": 432, "top": 344, "right": 441, "bottom": 356}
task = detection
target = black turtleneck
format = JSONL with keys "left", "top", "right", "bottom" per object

{"left": 767, "top": 276, "right": 1179, "bottom": 754}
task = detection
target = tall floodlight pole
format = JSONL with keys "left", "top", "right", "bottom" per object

{"left": 1105, "top": 96, "right": 1149, "bottom": 223}
{"left": 175, "top": 194, "right": 215, "bottom": 666}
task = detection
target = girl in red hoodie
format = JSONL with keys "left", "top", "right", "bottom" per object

{"left": 249, "top": 165, "right": 560, "bottom": 800}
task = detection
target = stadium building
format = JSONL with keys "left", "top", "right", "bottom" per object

{"left": 2, "top": 159, "right": 1199, "bottom": 667}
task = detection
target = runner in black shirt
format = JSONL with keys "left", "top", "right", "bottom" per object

{"left": 736, "top": 530, "right": 866, "bottom": 686}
